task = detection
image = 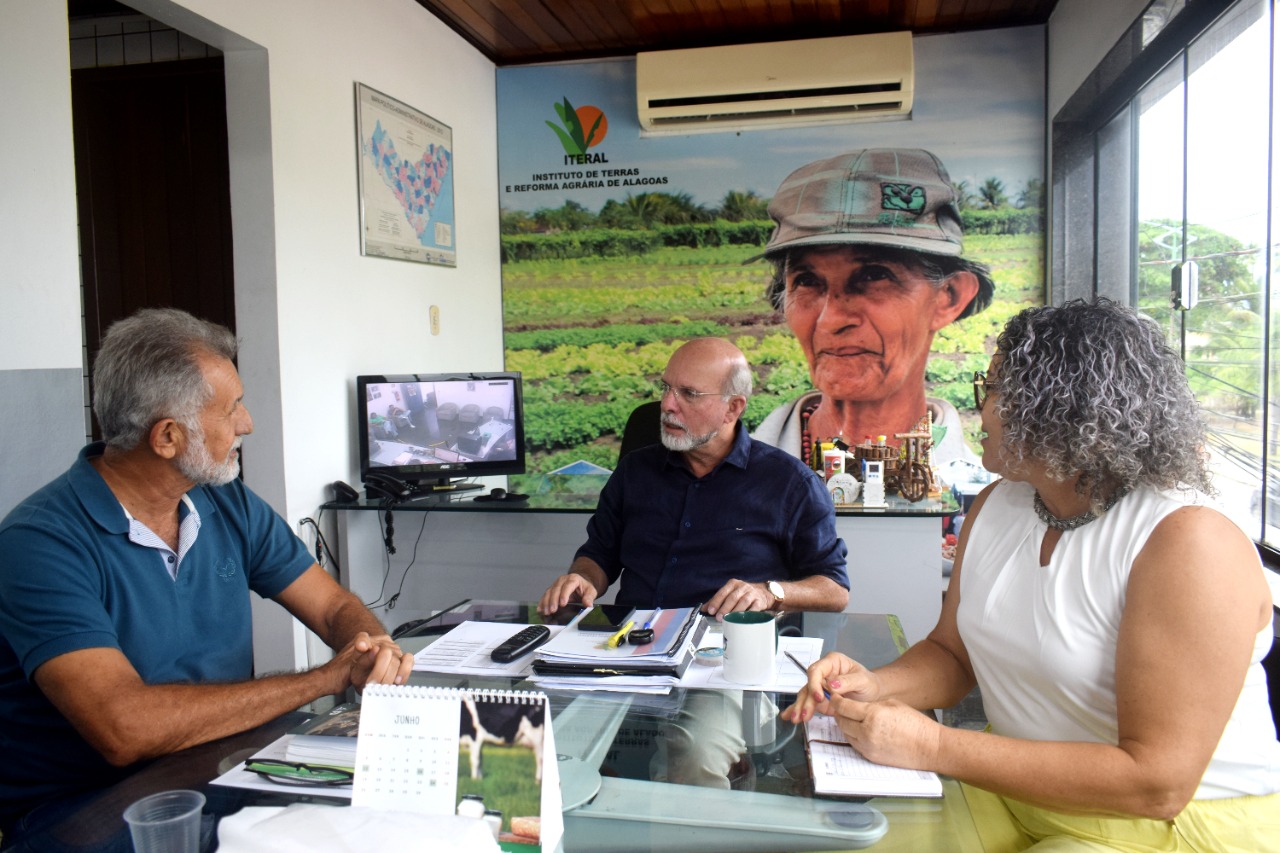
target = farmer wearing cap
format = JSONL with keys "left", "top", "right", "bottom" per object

{"left": 752, "top": 149, "right": 994, "bottom": 468}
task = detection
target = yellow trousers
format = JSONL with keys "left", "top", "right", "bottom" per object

{"left": 962, "top": 783, "right": 1280, "bottom": 852}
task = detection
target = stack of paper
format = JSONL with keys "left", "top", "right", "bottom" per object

{"left": 284, "top": 702, "right": 360, "bottom": 768}
{"left": 530, "top": 607, "right": 706, "bottom": 683}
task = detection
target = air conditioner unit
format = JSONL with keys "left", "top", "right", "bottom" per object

{"left": 636, "top": 32, "right": 913, "bottom": 135}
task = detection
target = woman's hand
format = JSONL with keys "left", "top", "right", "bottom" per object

{"left": 781, "top": 651, "right": 882, "bottom": 723}
{"left": 832, "top": 696, "right": 943, "bottom": 771}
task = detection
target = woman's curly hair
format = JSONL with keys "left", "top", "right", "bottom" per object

{"left": 992, "top": 298, "right": 1212, "bottom": 507}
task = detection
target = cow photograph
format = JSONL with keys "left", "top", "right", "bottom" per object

{"left": 454, "top": 695, "right": 546, "bottom": 843}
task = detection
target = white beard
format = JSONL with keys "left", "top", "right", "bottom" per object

{"left": 660, "top": 415, "right": 717, "bottom": 452}
{"left": 177, "top": 424, "right": 241, "bottom": 486}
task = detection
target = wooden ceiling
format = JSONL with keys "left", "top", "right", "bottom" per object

{"left": 414, "top": 0, "right": 1060, "bottom": 66}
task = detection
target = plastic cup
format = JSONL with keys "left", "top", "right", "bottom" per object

{"left": 123, "top": 789, "right": 205, "bottom": 853}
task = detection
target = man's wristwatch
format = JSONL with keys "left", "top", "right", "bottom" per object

{"left": 767, "top": 580, "right": 786, "bottom": 610}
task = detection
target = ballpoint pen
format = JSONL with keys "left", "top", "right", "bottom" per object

{"left": 606, "top": 620, "right": 635, "bottom": 649}
{"left": 642, "top": 608, "right": 661, "bottom": 630}
{"left": 785, "top": 651, "right": 831, "bottom": 699}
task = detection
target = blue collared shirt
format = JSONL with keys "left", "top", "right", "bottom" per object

{"left": 0, "top": 442, "right": 314, "bottom": 826}
{"left": 576, "top": 422, "right": 849, "bottom": 608}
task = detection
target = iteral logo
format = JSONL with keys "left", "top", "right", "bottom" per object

{"left": 546, "top": 97, "right": 609, "bottom": 165}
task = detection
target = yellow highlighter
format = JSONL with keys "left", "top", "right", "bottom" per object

{"left": 605, "top": 620, "right": 635, "bottom": 649}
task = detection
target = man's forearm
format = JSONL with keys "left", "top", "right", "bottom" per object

{"left": 115, "top": 669, "right": 342, "bottom": 762}
{"left": 315, "top": 589, "right": 393, "bottom": 649}
{"left": 777, "top": 575, "right": 849, "bottom": 612}
{"left": 38, "top": 648, "right": 354, "bottom": 768}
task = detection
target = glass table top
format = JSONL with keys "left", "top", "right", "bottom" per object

{"left": 399, "top": 604, "right": 985, "bottom": 852}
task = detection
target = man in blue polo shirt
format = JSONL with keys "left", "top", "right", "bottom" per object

{"left": 538, "top": 336, "right": 850, "bottom": 618}
{"left": 0, "top": 309, "right": 414, "bottom": 851}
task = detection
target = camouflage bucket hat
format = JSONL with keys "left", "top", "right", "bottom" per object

{"left": 754, "top": 149, "right": 965, "bottom": 259}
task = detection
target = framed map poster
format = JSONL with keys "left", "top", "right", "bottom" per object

{"left": 355, "top": 83, "right": 456, "bottom": 266}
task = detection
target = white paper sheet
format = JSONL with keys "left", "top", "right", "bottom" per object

{"left": 411, "top": 621, "right": 564, "bottom": 676}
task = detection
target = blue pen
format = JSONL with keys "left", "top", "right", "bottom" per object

{"left": 785, "top": 651, "right": 831, "bottom": 700}
{"left": 643, "top": 608, "right": 661, "bottom": 630}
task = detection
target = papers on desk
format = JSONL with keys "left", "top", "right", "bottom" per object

{"left": 531, "top": 606, "right": 706, "bottom": 681}
{"left": 412, "top": 621, "right": 565, "bottom": 677}
{"left": 803, "top": 713, "right": 943, "bottom": 798}
{"left": 211, "top": 732, "right": 353, "bottom": 800}
{"left": 408, "top": 615, "right": 817, "bottom": 694}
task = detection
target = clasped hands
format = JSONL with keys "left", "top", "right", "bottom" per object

{"left": 331, "top": 632, "right": 414, "bottom": 691}
{"left": 781, "top": 652, "right": 942, "bottom": 772}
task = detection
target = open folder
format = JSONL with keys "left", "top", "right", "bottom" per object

{"left": 531, "top": 606, "right": 708, "bottom": 679}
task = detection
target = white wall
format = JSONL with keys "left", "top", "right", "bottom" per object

{"left": 0, "top": 2, "right": 89, "bottom": 513}
{"left": 3, "top": 0, "right": 502, "bottom": 671}
{"left": 129, "top": 0, "right": 503, "bottom": 525}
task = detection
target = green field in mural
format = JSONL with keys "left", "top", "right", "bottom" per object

{"left": 502, "top": 227, "right": 1044, "bottom": 485}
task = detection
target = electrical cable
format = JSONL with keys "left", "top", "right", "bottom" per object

{"left": 362, "top": 510, "right": 429, "bottom": 611}
{"left": 382, "top": 509, "right": 396, "bottom": 555}
{"left": 298, "top": 513, "right": 342, "bottom": 575}
{"left": 384, "top": 511, "right": 429, "bottom": 610}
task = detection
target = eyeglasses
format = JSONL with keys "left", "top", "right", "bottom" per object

{"left": 657, "top": 380, "right": 725, "bottom": 405}
{"left": 973, "top": 371, "right": 998, "bottom": 411}
{"left": 244, "top": 758, "right": 354, "bottom": 787}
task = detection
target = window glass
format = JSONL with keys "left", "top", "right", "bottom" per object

{"left": 1129, "top": 0, "right": 1271, "bottom": 541}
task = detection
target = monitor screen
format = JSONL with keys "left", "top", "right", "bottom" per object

{"left": 356, "top": 372, "right": 525, "bottom": 492}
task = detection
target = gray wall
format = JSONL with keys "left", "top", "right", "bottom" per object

{"left": 0, "top": 370, "right": 86, "bottom": 516}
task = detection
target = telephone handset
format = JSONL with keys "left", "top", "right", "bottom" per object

{"left": 363, "top": 471, "right": 412, "bottom": 502}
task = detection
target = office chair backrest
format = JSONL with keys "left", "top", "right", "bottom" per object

{"left": 618, "top": 401, "right": 662, "bottom": 460}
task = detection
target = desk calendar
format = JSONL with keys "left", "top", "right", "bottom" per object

{"left": 353, "top": 684, "right": 562, "bottom": 849}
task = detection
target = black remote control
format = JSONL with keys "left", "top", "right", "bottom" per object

{"left": 490, "top": 625, "right": 552, "bottom": 663}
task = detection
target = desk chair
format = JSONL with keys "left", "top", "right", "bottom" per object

{"left": 1264, "top": 631, "right": 1280, "bottom": 739}
{"left": 618, "top": 401, "right": 662, "bottom": 460}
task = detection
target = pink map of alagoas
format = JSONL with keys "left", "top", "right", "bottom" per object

{"left": 365, "top": 120, "right": 452, "bottom": 246}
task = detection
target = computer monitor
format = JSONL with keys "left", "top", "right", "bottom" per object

{"left": 356, "top": 372, "right": 525, "bottom": 494}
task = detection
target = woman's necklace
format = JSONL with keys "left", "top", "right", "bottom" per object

{"left": 1033, "top": 487, "right": 1130, "bottom": 531}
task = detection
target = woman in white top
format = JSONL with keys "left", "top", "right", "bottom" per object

{"left": 783, "top": 298, "right": 1280, "bottom": 851}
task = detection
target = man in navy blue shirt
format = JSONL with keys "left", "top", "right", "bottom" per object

{"left": 539, "top": 337, "right": 849, "bottom": 617}
{"left": 0, "top": 309, "right": 414, "bottom": 851}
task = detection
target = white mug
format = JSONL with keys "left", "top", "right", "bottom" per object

{"left": 721, "top": 611, "right": 777, "bottom": 684}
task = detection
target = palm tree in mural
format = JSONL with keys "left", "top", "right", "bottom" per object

{"left": 623, "top": 193, "right": 660, "bottom": 228}
{"left": 719, "top": 189, "right": 770, "bottom": 221}
{"left": 1016, "top": 178, "right": 1046, "bottom": 210}
{"left": 951, "top": 179, "right": 977, "bottom": 211}
{"left": 978, "top": 177, "right": 1009, "bottom": 210}
{"left": 597, "top": 197, "right": 639, "bottom": 229}
{"left": 652, "top": 192, "right": 711, "bottom": 224}
{"left": 533, "top": 200, "right": 596, "bottom": 232}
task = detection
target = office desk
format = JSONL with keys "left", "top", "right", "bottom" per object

{"left": 34, "top": 610, "right": 983, "bottom": 852}
{"left": 324, "top": 474, "right": 954, "bottom": 645}
{"left": 25, "top": 711, "right": 323, "bottom": 851}
{"left": 396, "top": 606, "right": 985, "bottom": 852}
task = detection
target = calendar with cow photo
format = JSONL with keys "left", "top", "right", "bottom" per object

{"left": 352, "top": 684, "right": 562, "bottom": 850}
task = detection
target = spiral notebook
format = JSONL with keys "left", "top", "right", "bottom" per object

{"left": 353, "top": 684, "right": 563, "bottom": 850}
{"left": 804, "top": 713, "right": 942, "bottom": 798}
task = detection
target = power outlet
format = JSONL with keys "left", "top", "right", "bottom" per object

{"left": 429, "top": 305, "right": 440, "bottom": 335}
